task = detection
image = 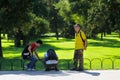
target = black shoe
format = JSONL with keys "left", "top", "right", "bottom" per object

{"left": 77, "top": 68, "right": 84, "bottom": 71}
{"left": 70, "top": 68, "right": 77, "bottom": 71}
{"left": 45, "top": 68, "right": 50, "bottom": 71}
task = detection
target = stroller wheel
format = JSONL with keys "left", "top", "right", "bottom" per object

{"left": 55, "top": 67, "right": 59, "bottom": 71}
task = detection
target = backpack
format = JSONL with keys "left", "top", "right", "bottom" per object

{"left": 80, "top": 31, "right": 88, "bottom": 47}
{"left": 46, "top": 49, "right": 58, "bottom": 61}
{"left": 22, "top": 45, "right": 30, "bottom": 60}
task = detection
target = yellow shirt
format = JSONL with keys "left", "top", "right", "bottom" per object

{"left": 75, "top": 30, "right": 86, "bottom": 50}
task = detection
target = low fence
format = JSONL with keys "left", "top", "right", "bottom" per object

{"left": 0, "top": 58, "right": 120, "bottom": 71}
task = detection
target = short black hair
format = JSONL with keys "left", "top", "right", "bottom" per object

{"left": 74, "top": 24, "right": 81, "bottom": 27}
{"left": 36, "top": 40, "right": 43, "bottom": 45}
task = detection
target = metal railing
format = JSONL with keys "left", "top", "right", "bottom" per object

{"left": 0, "top": 58, "right": 120, "bottom": 71}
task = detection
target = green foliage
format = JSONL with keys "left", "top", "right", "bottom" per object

{"left": 33, "top": 15, "right": 49, "bottom": 35}
{"left": 0, "top": 0, "right": 33, "bottom": 30}
{"left": 54, "top": 0, "right": 71, "bottom": 21}
{"left": 87, "top": 0, "right": 120, "bottom": 38}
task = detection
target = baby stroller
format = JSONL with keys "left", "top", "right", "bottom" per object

{"left": 43, "top": 49, "right": 59, "bottom": 71}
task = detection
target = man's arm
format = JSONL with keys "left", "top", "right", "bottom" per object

{"left": 34, "top": 50, "right": 41, "bottom": 60}
{"left": 28, "top": 46, "right": 33, "bottom": 56}
{"left": 84, "top": 39, "right": 87, "bottom": 50}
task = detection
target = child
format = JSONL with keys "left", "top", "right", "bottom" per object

{"left": 42, "top": 49, "right": 59, "bottom": 71}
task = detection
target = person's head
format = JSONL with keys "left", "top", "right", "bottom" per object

{"left": 36, "top": 40, "right": 43, "bottom": 47}
{"left": 74, "top": 24, "right": 81, "bottom": 33}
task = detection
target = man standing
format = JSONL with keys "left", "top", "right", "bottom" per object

{"left": 71, "top": 24, "right": 87, "bottom": 71}
{"left": 22, "top": 40, "right": 43, "bottom": 71}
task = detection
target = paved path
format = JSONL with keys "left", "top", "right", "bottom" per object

{"left": 0, "top": 70, "right": 120, "bottom": 80}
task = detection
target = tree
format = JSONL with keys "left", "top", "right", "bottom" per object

{"left": 54, "top": 0, "right": 75, "bottom": 38}
{"left": 32, "top": 15, "right": 49, "bottom": 37}
{"left": 87, "top": 0, "right": 120, "bottom": 39}
{"left": 0, "top": 0, "right": 33, "bottom": 57}
{"left": 46, "top": 0, "right": 66, "bottom": 40}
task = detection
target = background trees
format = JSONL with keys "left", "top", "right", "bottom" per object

{"left": 0, "top": 0, "right": 120, "bottom": 57}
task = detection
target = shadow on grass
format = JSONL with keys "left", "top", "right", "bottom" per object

{"left": 89, "top": 38, "right": 120, "bottom": 48}
{"left": 105, "top": 55, "right": 120, "bottom": 59}
{"left": 38, "top": 43, "right": 74, "bottom": 52}
{"left": 42, "top": 37, "right": 74, "bottom": 42}
{"left": 2, "top": 43, "right": 74, "bottom": 57}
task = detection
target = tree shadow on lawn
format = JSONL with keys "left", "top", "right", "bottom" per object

{"left": 41, "top": 37, "right": 74, "bottom": 43}
{"left": 89, "top": 38, "right": 120, "bottom": 48}
{"left": 2, "top": 43, "right": 74, "bottom": 56}
{"left": 38, "top": 43, "right": 74, "bottom": 52}
{"left": 105, "top": 55, "right": 120, "bottom": 59}
{"left": 1, "top": 43, "right": 74, "bottom": 70}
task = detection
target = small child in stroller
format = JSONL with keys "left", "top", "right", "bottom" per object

{"left": 42, "top": 49, "right": 59, "bottom": 71}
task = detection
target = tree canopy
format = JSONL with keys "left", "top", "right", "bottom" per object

{"left": 0, "top": 0, "right": 120, "bottom": 57}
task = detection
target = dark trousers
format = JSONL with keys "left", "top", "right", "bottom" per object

{"left": 73, "top": 49, "right": 84, "bottom": 70}
{"left": 27, "top": 56, "right": 37, "bottom": 69}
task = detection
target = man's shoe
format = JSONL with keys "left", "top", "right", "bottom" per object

{"left": 31, "top": 68, "right": 35, "bottom": 71}
{"left": 70, "top": 68, "right": 77, "bottom": 71}
{"left": 24, "top": 65, "right": 28, "bottom": 69}
{"left": 45, "top": 68, "right": 50, "bottom": 71}
{"left": 26, "top": 68, "right": 32, "bottom": 71}
{"left": 77, "top": 68, "right": 84, "bottom": 71}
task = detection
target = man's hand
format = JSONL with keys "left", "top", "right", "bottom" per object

{"left": 84, "top": 46, "right": 87, "bottom": 50}
{"left": 84, "top": 39, "right": 87, "bottom": 50}
{"left": 34, "top": 50, "right": 41, "bottom": 60}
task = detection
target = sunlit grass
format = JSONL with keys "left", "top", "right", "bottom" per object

{"left": 1, "top": 32, "right": 120, "bottom": 70}
{"left": 2, "top": 34, "right": 120, "bottom": 59}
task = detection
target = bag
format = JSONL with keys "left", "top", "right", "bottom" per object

{"left": 22, "top": 45, "right": 30, "bottom": 59}
{"left": 46, "top": 49, "right": 58, "bottom": 61}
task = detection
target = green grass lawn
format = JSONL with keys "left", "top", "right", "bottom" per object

{"left": 0, "top": 32, "right": 120, "bottom": 70}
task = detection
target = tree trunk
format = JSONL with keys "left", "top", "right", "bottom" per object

{"left": 56, "top": 32, "right": 59, "bottom": 40}
{"left": 55, "top": 26, "right": 59, "bottom": 40}
{"left": 23, "top": 35, "right": 29, "bottom": 46}
{"left": 104, "top": 31, "right": 106, "bottom": 37}
{"left": 118, "top": 30, "right": 120, "bottom": 38}
{"left": 14, "top": 35, "right": 21, "bottom": 47}
{"left": 0, "top": 30, "right": 3, "bottom": 58}
{"left": 54, "top": 13, "right": 59, "bottom": 40}
{"left": 101, "top": 32, "right": 103, "bottom": 40}
{"left": 3, "top": 33, "right": 5, "bottom": 38}
{"left": 14, "top": 28, "right": 24, "bottom": 47}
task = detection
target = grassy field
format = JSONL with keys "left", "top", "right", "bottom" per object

{"left": 0, "top": 33, "right": 120, "bottom": 70}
